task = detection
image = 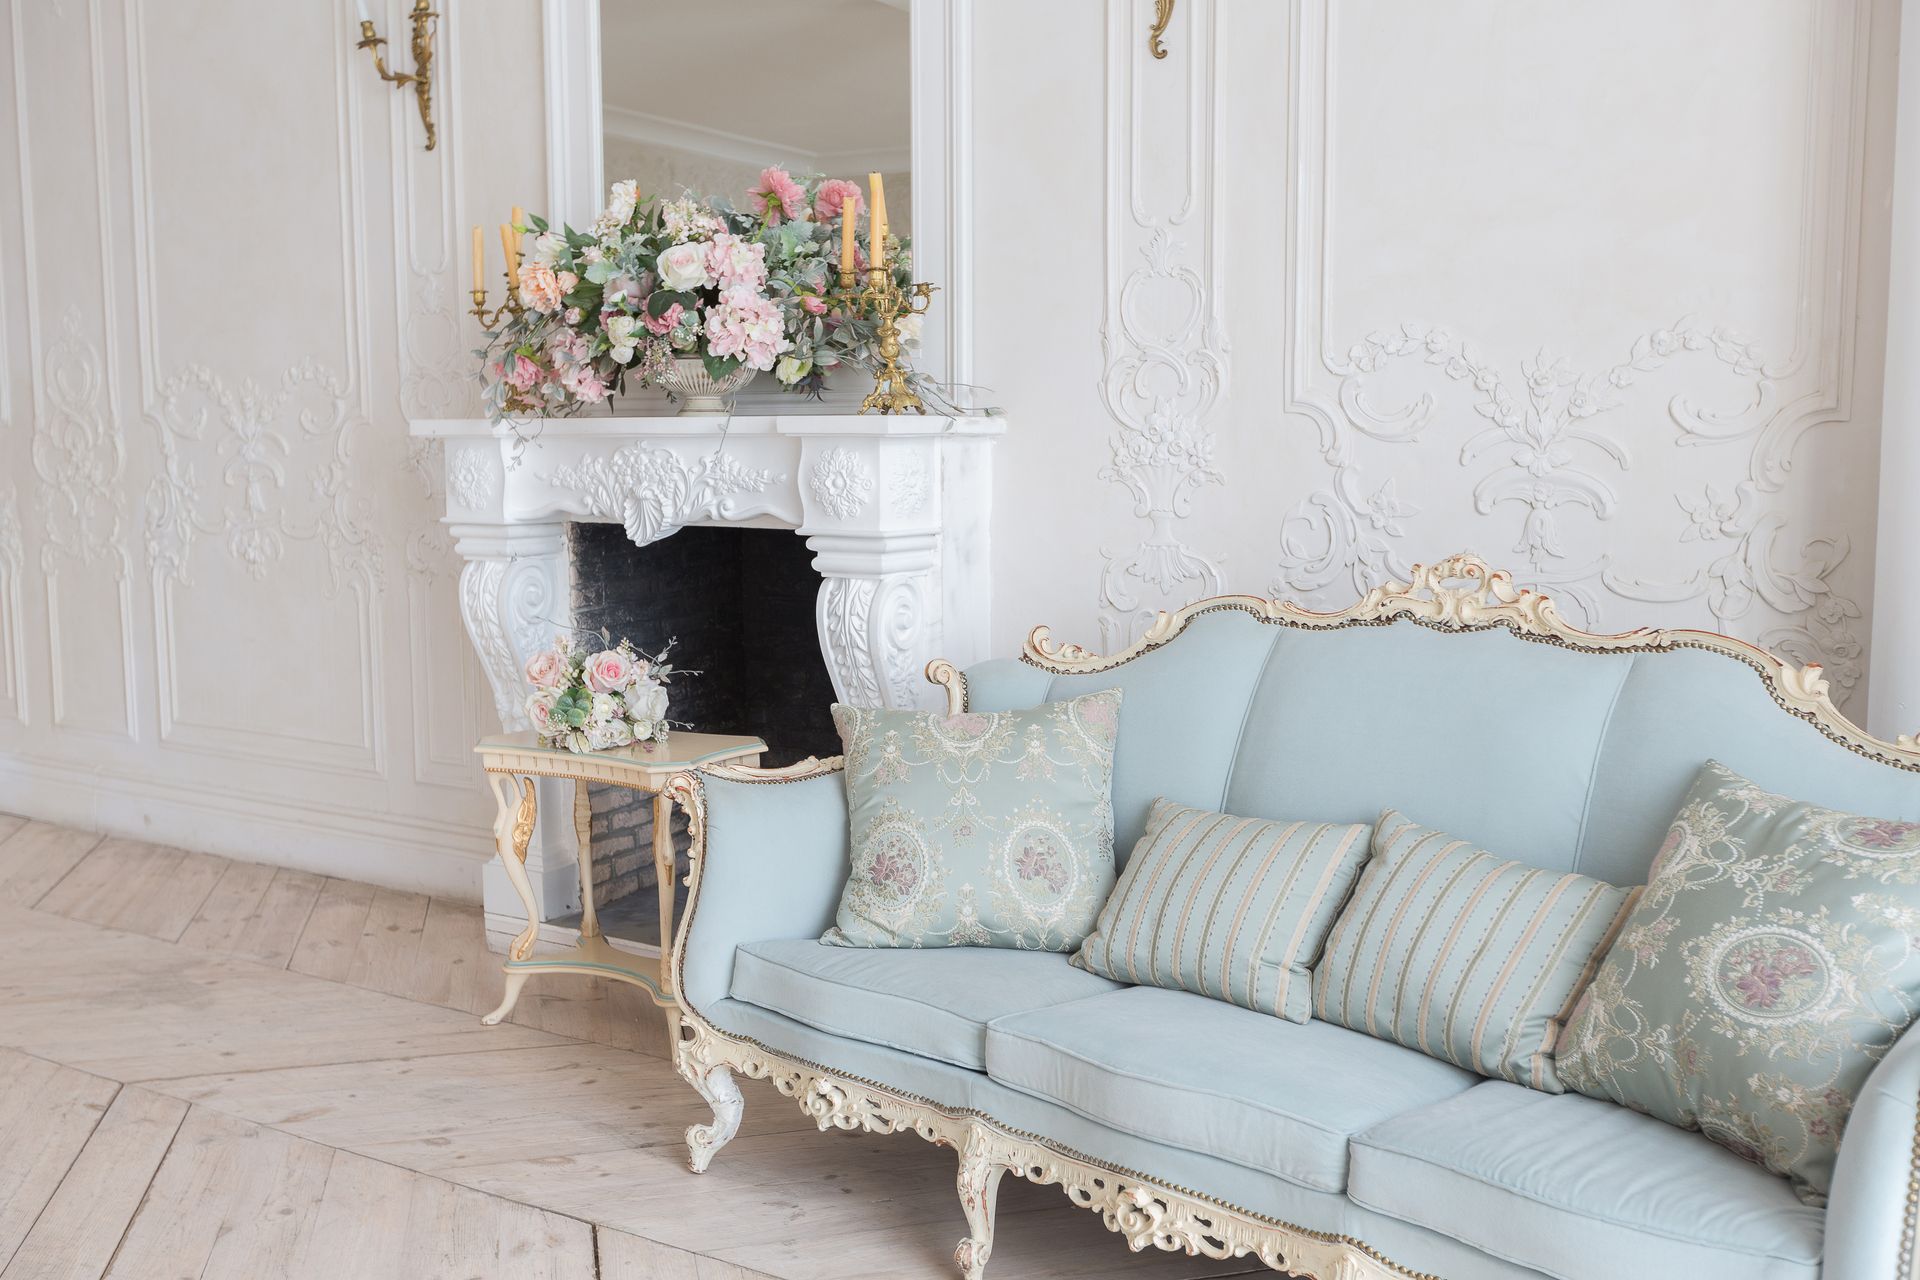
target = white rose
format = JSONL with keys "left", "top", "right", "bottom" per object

{"left": 894, "top": 313, "right": 924, "bottom": 350}
{"left": 775, "top": 354, "right": 812, "bottom": 385}
{"left": 656, "top": 242, "right": 711, "bottom": 292}
{"left": 604, "top": 315, "right": 639, "bottom": 365}
{"left": 527, "top": 230, "right": 565, "bottom": 267}
{"left": 631, "top": 682, "right": 669, "bottom": 723}
{"left": 586, "top": 719, "right": 633, "bottom": 751}
{"left": 588, "top": 691, "right": 621, "bottom": 726}
{"left": 629, "top": 718, "right": 655, "bottom": 743}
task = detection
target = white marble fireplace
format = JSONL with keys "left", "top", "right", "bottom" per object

{"left": 410, "top": 411, "right": 1001, "bottom": 932}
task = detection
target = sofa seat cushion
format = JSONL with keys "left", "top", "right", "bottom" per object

{"left": 984, "top": 986, "right": 1478, "bottom": 1192}
{"left": 729, "top": 938, "right": 1122, "bottom": 1070}
{"left": 1349, "top": 1082, "right": 1825, "bottom": 1280}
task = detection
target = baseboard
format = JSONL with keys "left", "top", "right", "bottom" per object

{"left": 0, "top": 753, "right": 492, "bottom": 901}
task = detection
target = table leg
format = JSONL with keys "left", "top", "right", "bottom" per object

{"left": 574, "top": 779, "right": 600, "bottom": 940}
{"left": 482, "top": 772, "right": 540, "bottom": 1027}
{"left": 652, "top": 788, "right": 676, "bottom": 967}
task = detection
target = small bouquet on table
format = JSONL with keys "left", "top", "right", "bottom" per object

{"left": 522, "top": 633, "right": 678, "bottom": 753}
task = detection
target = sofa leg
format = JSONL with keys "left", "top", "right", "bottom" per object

{"left": 954, "top": 1129, "right": 1009, "bottom": 1279}
{"left": 684, "top": 1064, "right": 743, "bottom": 1173}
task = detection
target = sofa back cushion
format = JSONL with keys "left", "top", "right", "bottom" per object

{"left": 962, "top": 610, "right": 1920, "bottom": 888}
{"left": 1070, "top": 799, "right": 1372, "bottom": 1021}
{"left": 1313, "top": 810, "right": 1638, "bottom": 1091}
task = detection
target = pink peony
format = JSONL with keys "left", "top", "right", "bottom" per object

{"left": 706, "top": 233, "right": 768, "bottom": 291}
{"left": 505, "top": 353, "right": 541, "bottom": 390}
{"left": 704, "top": 286, "right": 792, "bottom": 372}
{"left": 814, "top": 179, "right": 862, "bottom": 222}
{"left": 749, "top": 167, "right": 807, "bottom": 224}
{"left": 524, "top": 649, "right": 567, "bottom": 688}
{"left": 518, "top": 262, "right": 562, "bottom": 314}
{"left": 642, "top": 301, "right": 684, "bottom": 336}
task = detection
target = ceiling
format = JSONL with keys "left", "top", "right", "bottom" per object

{"left": 599, "top": 0, "right": 911, "bottom": 171}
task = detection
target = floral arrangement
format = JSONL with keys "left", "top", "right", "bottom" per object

{"left": 480, "top": 170, "right": 919, "bottom": 420}
{"left": 522, "top": 632, "right": 679, "bottom": 753}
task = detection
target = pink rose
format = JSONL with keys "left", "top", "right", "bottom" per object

{"left": 814, "top": 179, "right": 862, "bottom": 222}
{"left": 585, "top": 648, "right": 635, "bottom": 693}
{"left": 524, "top": 687, "right": 561, "bottom": 731}
{"left": 801, "top": 294, "right": 826, "bottom": 315}
{"left": 518, "top": 262, "right": 562, "bottom": 314}
{"left": 749, "top": 167, "right": 807, "bottom": 224}
{"left": 642, "top": 301, "right": 684, "bottom": 336}
{"left": 524, "top": 649, "right": 567, "bottom": 688}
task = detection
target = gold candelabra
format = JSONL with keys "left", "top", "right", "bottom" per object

{"left": 356, "top": 0, "right": 439, "bottom": 151}
{"left": 471, "top": 273, "right": 523, "bottom": 328}
{"left": 837, "top": 264, "right": 937, "bottom": 415}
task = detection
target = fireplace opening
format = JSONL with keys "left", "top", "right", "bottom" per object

{"left": 563, "top": 522, "right": 842, "bottom": 944}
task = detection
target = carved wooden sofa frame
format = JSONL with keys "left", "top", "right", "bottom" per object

{"left": 660, "top": 553, "right": 1920, "bottom": 1280}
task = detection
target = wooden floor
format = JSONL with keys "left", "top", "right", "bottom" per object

{"left": 0, "top": 814, "right": 1266, "bottom": 1280}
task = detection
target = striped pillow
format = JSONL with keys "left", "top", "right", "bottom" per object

{"left": 1312, "top": 810, "right": 1638, "bottom": 1092}
{"left": 1070, "top": 799, "right": 1372, "bottom": 1022}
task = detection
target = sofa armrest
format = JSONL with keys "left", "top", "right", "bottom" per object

{"left": 670, "top": 765, "right": 850, "bottom": 1014}
{"left": 1824, "top": 1026, "right": 1920, "bottom": 1279}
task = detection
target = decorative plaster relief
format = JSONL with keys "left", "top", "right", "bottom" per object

{"left": 145, "top": 360, "right": 381, "bottom": 593}
{"left": 32, "top": 307, "right": 125, "bottom": 575}
{"left": 546, "top": 441, "right": 776, "bottom": 547}
{"left": 1096, "top": 5, "right": 1228, "bottom": 651}
{"left": 888, "top": 454, "right": 931, "bottom": 518}
{"left": 809, "top": 446, "right": 876, "bottom": 520}
{"left": 449, "top": 443, "right": 499, "bottom": 509}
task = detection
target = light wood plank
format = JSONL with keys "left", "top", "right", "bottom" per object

{"left": 0, "top": 822, "right": 103, "bottom": 905}
{"left": 0, "top": 905, "right": 568, "bottom": 1080}
{"left": 228, "top": 867, "right": 326, "bottom": 968}
{"left": 0, "top": 1050, "right": 118, "bottom": 1272}
{"left": 36, "top": 837, "right": 228, "bottom": 942}
{"left": 288, "top": 1138, "right": 594, "bottom": 1280}
{"left": 157, "top": 1043, "right": 816, "bottom": 1169}
{"left": 286, "top": 877, "right": 375, "bottom": 982}
{"left": 597, "top": 1228, "right": 784, "bottom": 1280}
{"left": 0, "top": 815, "right": 25, "bottom": 847}
{"left": 177, "top": 859, "right": 278, "bottom": 954}
{"left": 1, "top": 1086, "right": 188, "bottom": 1280}
{"left": 103, "top": 1107, "right": 334, "bottom": 1280}
{"left": 344, "top": 887, "right": 430, "bottom": 992}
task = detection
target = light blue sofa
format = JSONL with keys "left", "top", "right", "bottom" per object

{"left": 663, "top": 557, "right": 1920, "bottom": 1280}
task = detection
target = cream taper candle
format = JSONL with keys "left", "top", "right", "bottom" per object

{"left": 471, "top": 226, "right": 483, "bottom": 293}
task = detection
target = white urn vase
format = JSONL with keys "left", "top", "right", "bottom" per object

{"left": 660, "top": 356, "right": 754, "bottom": 414}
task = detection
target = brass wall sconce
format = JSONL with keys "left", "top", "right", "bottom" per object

{"left": 1149, "top": 0, "right": 1174, "bottom": 59}
{"left": 355, "top": 0, "right": 439, "bottom": 151}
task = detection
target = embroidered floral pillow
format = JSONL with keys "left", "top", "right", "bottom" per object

{"left": 823, "top": 691, "right": 1123, "bottom": 951}
{"left": 1556, "top": 759, "right": 1920, "bottom": 1203}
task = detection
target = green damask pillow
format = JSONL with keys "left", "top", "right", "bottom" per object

{"left": 823, "top": 690, "right": 1123, "bottom": 950}
{"left": 1556, "top": 759, "right": 1920, "bottom": 1203}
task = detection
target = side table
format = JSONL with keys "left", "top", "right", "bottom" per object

{"left": 474, "top": 730, "right": 765, "bottom": 1027}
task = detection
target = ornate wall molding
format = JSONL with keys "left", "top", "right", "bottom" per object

{"left": 1095, "top": 0, "right": 1228, "bottom": 651}
{"left": 1269, "top": 0, "right": 1879, "bottom": 708}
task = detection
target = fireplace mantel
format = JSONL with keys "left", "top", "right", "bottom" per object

{"left": 409, "top": 410, "right": 1002, "bottom": 927}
